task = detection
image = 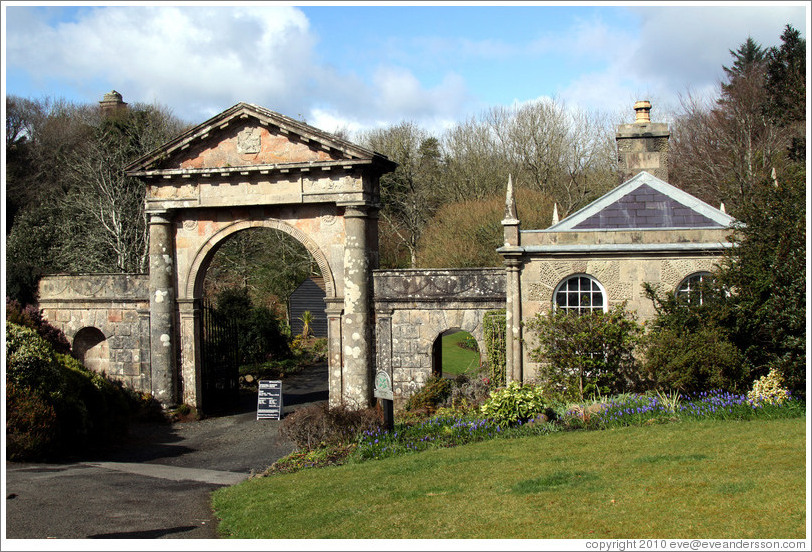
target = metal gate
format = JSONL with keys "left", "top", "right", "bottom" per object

{"left": 200, "top": 300, "right": 240, "bottom": 412}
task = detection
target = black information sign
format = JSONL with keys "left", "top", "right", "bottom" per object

{"left": 257, "top": 380, "right": 283, "bottom": 420}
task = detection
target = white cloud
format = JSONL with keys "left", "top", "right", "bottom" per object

{"left": 560, "top": 5, "right": 807, "bottom": 119}
{"left": 5, "top": 5, "right": 475, "bottom": 133}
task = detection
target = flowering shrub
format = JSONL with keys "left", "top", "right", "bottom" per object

{"left": 747, "top": 369, "right": 790, "bottom": 406}
{"left": 480, "top": 381, "right": 546, "bottom": 424}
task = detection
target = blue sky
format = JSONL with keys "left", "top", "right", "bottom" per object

{"left": 2, "top": 2, "right": 809, "bottom": 136}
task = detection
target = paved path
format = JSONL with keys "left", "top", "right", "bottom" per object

{"left": 4, "top": 363, "right": 328, "bottom": 540}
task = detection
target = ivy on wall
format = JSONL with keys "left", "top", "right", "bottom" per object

{"left": 483, "top": 310, "right": 506, "bottom": 385}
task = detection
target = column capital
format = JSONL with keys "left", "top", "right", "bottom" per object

{"left": 503, "top": 257, "right": 523, "bottom": 270}
{"left": 324, "top": 297, "right": 345, "bottom": 316}
{"left": 338, "top": 202, "right": 371, "bottom": 218}
{"left": 147, "top": 210, "right": 173, "bottom": 225}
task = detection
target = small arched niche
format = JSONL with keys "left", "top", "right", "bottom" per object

{"left": 73, "top": 327, "right": 110, "bottom": 374}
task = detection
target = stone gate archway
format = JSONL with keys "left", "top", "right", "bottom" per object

{"left": 179, "top": 216, "right": 338, "bottom": 411}
{"left": 124, "top": 102, "right": 396, "bottom": 411}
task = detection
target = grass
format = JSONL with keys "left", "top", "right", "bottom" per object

{"left": 439, "top": 331, "right": 480, "bottom": 376}
{"left": 212, "top": 417, "right": 806, "bottom": 539}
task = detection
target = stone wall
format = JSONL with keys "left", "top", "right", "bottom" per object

{"left": 373, "top": 268, "right": 506, "bottom": 407}
{"left": 38, "top": 274, "right": 151, "bottom": 392}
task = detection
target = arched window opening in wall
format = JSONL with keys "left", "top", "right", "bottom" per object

{"left": 553, "top": 275, "right": 607, "bottom": 314}
{"left": 73, "top": 327, "right": 109, "bottom": 374}
{"left": 676, "top": 272, "right": 714, "bottom": 306}
{"left": 431, "top": 329, "right": 481, "bottom": 380}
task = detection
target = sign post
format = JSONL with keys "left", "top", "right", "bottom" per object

{"left": 373, "top": 370, "right": 394, "bottom": 431}
{"left": 257, "top": 380, "right": 283, "bottom": 420}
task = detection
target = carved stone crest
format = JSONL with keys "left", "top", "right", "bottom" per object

{"left": 237, "top": 128, "right": 261, "bottom": 154}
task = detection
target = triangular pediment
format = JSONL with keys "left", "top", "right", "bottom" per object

{"left": 547, "top": 172, "right": 735, "bottom": 231}
{"left": 125, "top": 102, "right": 392, "bottom": 174}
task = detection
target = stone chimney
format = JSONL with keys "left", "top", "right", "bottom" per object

{"left": 616, "top": 100, "right": 670, "bottom": 182}
{"left": 99, "top": 90, "right": 127, "bottom": 115}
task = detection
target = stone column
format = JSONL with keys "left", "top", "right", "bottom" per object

{"left": 148, "top": 211, "right": 177, "bottom": 407}
{"left": 177, "top": 298, "right": 202, "bottom": 408}
{"left": 500, "top": 174, "right": 523, "bottom": 384}
{"left": 341, "top": 204, "right": 373, "bottom": 408}
{"left": 505, "top": 259, "right": 523, "bottom": 383}
{"left": 137, "top": 307, "right": 152, "bottom": 395}
{"left": 324, "top": 297, "right": 344, "bottom": 408}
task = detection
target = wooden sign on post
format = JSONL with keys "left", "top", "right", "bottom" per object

{"left": 257, "top": 380, "right": 283, "bottom": 420}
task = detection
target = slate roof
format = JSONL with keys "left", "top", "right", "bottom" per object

{"left": 546, "top": 171, "right": 734, "bottom": 231}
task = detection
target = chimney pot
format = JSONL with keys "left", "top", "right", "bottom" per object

{"left": 634, "top": 100, "right": 652, "bottom": 124}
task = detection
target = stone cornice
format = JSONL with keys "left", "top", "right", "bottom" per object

{"left": 129, "top": 158, "right": 385, "bottom": 180}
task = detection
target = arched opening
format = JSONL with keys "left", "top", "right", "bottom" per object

{"left": 196, "top": 226, "right": 330, "bottom": 414}
{"left": 431, "top": 328, "right": 481, "bottom": 380}
{"left": 553, "top": 274, "right": 607, "bottom": 314}
{"left": 73, "top": 327, "right": 109, "bottom": 374}
{"left": 676, "top": 271, "right": 715, "bottom": 306}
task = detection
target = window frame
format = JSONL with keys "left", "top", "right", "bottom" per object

{"left": 552, "top": 274, "right": 608, "bottom": 314}
{"left": 676, "top": 271, "right": 713, "bottom": 306}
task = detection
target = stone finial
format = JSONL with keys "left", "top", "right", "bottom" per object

{"left": 502, "top": 174, "right": 520, "bottom": 247}
{"left": 634, "top": 100, "right": 652, "bottom": 124}
{"left": 503, "top": 174, "right": 518, "bottom": 222}
{"left": 551, "top": 203, "right": 560, "bottom": 225}
{"left": 719, "top": 202, "right": 726, "bottom": 214}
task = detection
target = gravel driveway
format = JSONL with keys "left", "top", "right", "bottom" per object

{"left": 4, "top": 363, "right": 327, "bottom": 540}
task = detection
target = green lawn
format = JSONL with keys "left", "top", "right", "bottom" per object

{"left": 212, "top": 417, "right": 806, "bottom": 539}
{"left": 439, "top": 331, "right": 480, "bottom": 376}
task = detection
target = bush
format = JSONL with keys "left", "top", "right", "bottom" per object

{"left": 747, "top": 369, "right": 791, "bottom": 406}
{"left": 6, "top": 322, "right": 65, "bottom": 395}
{"left": 526, "top": 304, "right": 643, "bottom": 401}
{"left": 6, "top": 382, "right": 59, "bottom": 461}
{"left": 5, "top": 322, "right": 138, "bottom": 460}
{"left": 6, "top": 297, "right": 72, "bottom": 355}
{"left": 483, "top": 310, "right": 507, "bottom": 386}
{"left": 215, "top": 288, "right": 291, "bottom": 364}
{"left": 405, "top": 375, "right": 452, "bottom": 412}
{"left": 643, "top": 324, "right": 750, "bottom": 393}
{"left": 279, "top": 403, "right": 382, "bottom": 451}
{"left": 450, "top": 373, "right": 492, "bottom": 411}
{"left": 56, "top": 353, "right": 133, "bottom": 444}
{"left": 480, "top": 381, "right": 547, "bottom": 425}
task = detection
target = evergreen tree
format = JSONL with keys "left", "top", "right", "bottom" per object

{"left": 722, "top": 36, "right": 765, "bottom": 84}
{"left": 764, "top": 24, "right": 806, "bottom": 160}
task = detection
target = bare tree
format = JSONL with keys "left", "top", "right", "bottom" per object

{"left": 487, "top": 98, "right": 617, "bottom": 216}
{"left": 440, "top": 116, "right": 510, "bottom": 202}
{"left": 669, "top": 37, "right": 790, "bottom": 214}
{"left": 360, "top": 122, "right": 443, "bottom": 267}
{"left": 59, "top": 103, "right": 188, "bottom": 273}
